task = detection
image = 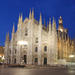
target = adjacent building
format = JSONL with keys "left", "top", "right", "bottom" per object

{"left": 0, "top": 46, "right": 4, "bottom": 62}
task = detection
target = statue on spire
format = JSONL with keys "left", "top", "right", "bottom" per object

{"left": 59, "top": 16, "right": 63, "bottom": 24}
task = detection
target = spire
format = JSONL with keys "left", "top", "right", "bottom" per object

{"left": 12, "top": 24, "right": 15, "bottom": 33}
{"left": 60, "top": 16, "right": 62, "bottom": 19}
{"left": 29, "top": 9, "right": 32, "bottom": 19}
{"left": 12, "top": 24, "right": 15, "bottom": 41}
{"left": 6, "top": 32, "right": 9, "bottom": 41}
{"left": 52, "top": 17, "right": 56, "bottom": 31}
{"left": 20, "top": 13, "right": 23, "bottom": 22}
{"left": 44, "top": 18, "right": 46, "bottom": 27}
{"left": 18, "top": 13, "right": 23, "bottom": 24}
{"left": 47, "top": 21, "right": 49, "bottom": 30}
{"left": 18, "top": 14, "right": 21, "bottom": 23}
{"left": 67, "top": 35, "right": 70, "bottom": 41}
{"left": 53, "top": 17, "right": 55, "bottom": 24}
{"left": 58, "top": 16, "right": 63, "bottom": 31}
{"left": 49, "top": 18, "right": 51, "bottom": 31}
{"left": 59, "top": 16, "right": 63, "bottom": 24}
{"left": 32, "top": 9, "right": 34, "bottom": 19}
{"left": 39, "top": 13, "right": 42, "bottom": 25}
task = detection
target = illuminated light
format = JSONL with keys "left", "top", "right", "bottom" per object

{"left": 59, "top": 20, "right": 62, "bottom": 24}
{"left": 17, "top": 40, "right": 28, "bottom": 45}
{"left": 2, "top": 56, "right": 5, "bottom": 60}
{"left": 0, "top": 55, "right": 1, "bottom": 58}
{"left": 69, "top": 55, "right": 75, "bottom": 58}
{"left": 60, "top": 29, "right": 63, "bottom": 32}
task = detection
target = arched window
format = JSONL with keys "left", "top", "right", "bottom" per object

{"left": 15, "top": 49, "right": 16, "bottom": 54}
{"left": 14, "top": 58, "right": 16, "bottom": 64}
{"left": 35, "top": 37, "right": 38, "bottom": 43}
{"left": 25, "top": 28, "right": 28, "bottom": 36}
{"left": 9, "top": 59, "right": 11, "bottom": 64}
{"left": 35, "top": 58, "right": 38, "bottom": 63}
{"left": 10, "top": 49, "right": 11, "bottom": 54}
{"left": 35, "top": 47, "right": 38, "bottom": 52}
{"left": 44, "top": 46, "right": 47, "bottom": 52}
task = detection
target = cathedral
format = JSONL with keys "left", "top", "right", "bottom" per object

{"left": 4, "top": 10, "right": 74, "bottom": 65}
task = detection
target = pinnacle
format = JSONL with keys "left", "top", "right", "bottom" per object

{"left": 29, "top": 9, "right": 32, "bottom": 19}
{"left": 39, "top": 13, "right": 42, "bottom": 24}
{"left": 12, "top": 24, "right": 15, "bottom": 33}
{"left": 32, "top": 8, "right": 34, "bottom": 19}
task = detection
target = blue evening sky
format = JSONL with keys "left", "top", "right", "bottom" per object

{"left": 0, "top": 0, "right": 75, "bottom": 46}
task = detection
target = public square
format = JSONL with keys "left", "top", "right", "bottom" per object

{"left": 0, "top": 65, "right": 75, "bottom": 75}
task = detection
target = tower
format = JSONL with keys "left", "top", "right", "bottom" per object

{"left": 58, "top": 16, "right": 63, "bottom": 32}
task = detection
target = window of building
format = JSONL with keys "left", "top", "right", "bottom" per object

{"left": 35, "top": 47, "right": 38, "bottom": 52}
{"left": 9, "top": 59, "right": 11, "bottom": 64}
{"left": 25, "top": 28, "right": 28, "bottom": 36}
{"left": 10, "top": 50, "right": 11, "bottom": 54}
{"left": 15, "top": 49, "right": 16, "bottom": 54}
{"left": 35, "top": 58, "right": 38, "bottom": 63}
{"left": 35, "top": 37, "right": 38, "bottom": 43}
{"left": 14, "top": 58, "right": 16, "bottom": 64}
{"left": 44, "top": 46, "right": 47, "bottom": 52}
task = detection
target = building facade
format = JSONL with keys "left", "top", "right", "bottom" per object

{"left": 4, "top": 10, "right": 74, "bottom": 65}
{"left": 57, "top": 16, "right": 75, "bottom": 62}
{"left": 0, "top": 46, "right": 4, "bottom": 62}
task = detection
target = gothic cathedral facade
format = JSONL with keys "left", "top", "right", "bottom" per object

{"left": 4, "top": 10, "right": 72, "bottom": 65}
